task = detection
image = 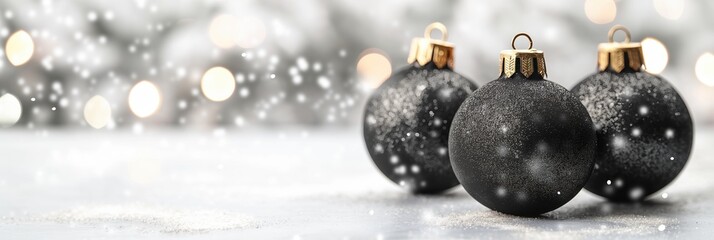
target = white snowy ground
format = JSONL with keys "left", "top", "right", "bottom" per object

{"left": 0, "top": 127, "right": 713, "bottom": 239}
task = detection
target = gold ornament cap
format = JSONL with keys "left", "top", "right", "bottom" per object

{"left": 597, "top": 25, "right": 645, "bottom": 73}
{"left": 407, "top": 22, "right": 454, "bottom": 69}
{"left": 499, "top": 33, "right": 547, "bottom": 79}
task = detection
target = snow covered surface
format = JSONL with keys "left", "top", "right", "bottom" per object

{"left": 1, "top": 127, "right": 713, "bottom": 239}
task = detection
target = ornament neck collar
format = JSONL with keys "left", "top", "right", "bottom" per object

{"left": 597, "top": 25, "right": 645, "bottom": 73}
{"left": 407, "top": 22, "right": 454, "bottom": 69}
{"left": 499, "top": 33, "right": 547, "bottom": 79}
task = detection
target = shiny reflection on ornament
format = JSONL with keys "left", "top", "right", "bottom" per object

{"left": 0, "top": 93, "right": 22, "bottom": 127}
{"left": 665, "top": 128, "right": 675, "bottom": 139}
{"left": 128, "top": 81, "right": 161, "bottom": 118}
{"left": 201, "top": 66, "right": 236, "bottom": 102}
{"left": 357, "top": 49, "right": 392, "bottom": 89}
{"left": 612, "top": 136, "right": 627, "bottom": 149}
{"left": 584, "top": 0, "right": 617, "bottom": 24}
{"left": 631, "top": 127, "right": 641, "bottom": 137}
{"left": 83, "top": 95, "right": 112, "bottom": 129}
{"left": 5, "top": 30, "right": 34, "bottom": 66}
{"left": 209, "top": 14, "right": 266, "bottom": 49}
{"left": 629, "top": 187, "right": 645, "bottom": 200}
{"left": 653, "top": 0, "right": 684, "bottom": 20}
{"left": 641, "top": 38, "right": 668, "bottom": 74}
{"left": 695, "top": 52, "right": 714, "bottom": 86}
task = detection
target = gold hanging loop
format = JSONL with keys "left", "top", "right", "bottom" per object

{"left": 608, "top": 25, "right": 631, "bottom": 43}
{"left": 511, "top": 32, "right": 533, "bottom": 50}
{"left": 424, "top": 22, "right": 448, "bottom": 41}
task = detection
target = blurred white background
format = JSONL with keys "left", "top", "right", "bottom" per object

{"left": 0, "top": 0, "right": 712, "bottom": 131}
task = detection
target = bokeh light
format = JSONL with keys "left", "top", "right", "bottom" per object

{"left": 641, "top": 37, "right": 669, "bottom": 74}
{"left": 83, "top": 95, "right": 112, "bottom": 129}
{"left": 128, "top": 81, "right": 161, "bottom": 118}
{"left": 5, "top": 30, "right": 34, "bottom": 66}
{"left": 356, "top": 49, "right": 392, "bottom": 89}
{"left": 653, "top": 0, "right": 684, "bottom": 20}
{"left": 209, "top": 14, "right": 266, "bottom": 49}
{"left": 0, "top": 93, "right": 22, "bottom": 127}
{"left": 201, "top": 66, "right": 236, "bottom": 102}
{"left": 695, "top": 52, "right": 714, "bottom": 87}
{"left": 234, "top": 16, "right": 266, "bottom": 49}
{"left": 209, "top": 14, "right": 239, "bottom": 49}
{"left": 584, "top": 0, "right": 617, "bottom": 24}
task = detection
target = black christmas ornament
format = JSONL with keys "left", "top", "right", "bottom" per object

{"left": 363, "top": 22, "right": 477, "bottom": 194}
{"left": 571, "top": 25, "right": 693, "bottom": 202}
{"left": 449, "top": 33, "right": 596, "bottom": 216}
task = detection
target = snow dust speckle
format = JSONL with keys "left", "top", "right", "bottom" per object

{"left": 14, "top": 204, "right": 258, "bottom": 233}
{"left": 426, "top": 205, "right": 678, "bottom": 239}
{"left": 639, "top": 106, "right": 649, "bottom": 115}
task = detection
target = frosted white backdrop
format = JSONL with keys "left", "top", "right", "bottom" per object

{"left": 0, "top": 0, "right": 712, "bottom": 129}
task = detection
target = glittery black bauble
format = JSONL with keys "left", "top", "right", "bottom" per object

{"left": 363, "top": 63, "right": 476, "bottom": 194}
{"left": 571, "top": 71, "right": 693, "bottom": 202}
{"left": 449, "top": 74, "right": 596, "bottom": 216}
